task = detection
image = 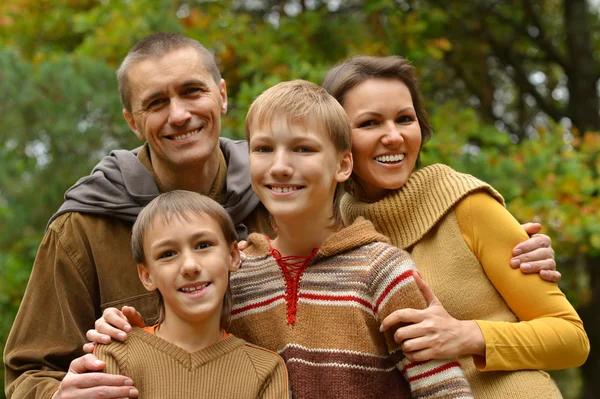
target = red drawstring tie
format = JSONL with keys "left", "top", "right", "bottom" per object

{"left": 269, "top": 245, "right": 319, "bottom": 325}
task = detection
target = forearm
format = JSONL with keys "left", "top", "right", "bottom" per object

{"left": 475, "top": 315, "right": 589, "bottom": 371}
{"left": 460, "top": 192, "right": 590, "bottom": 371}
{"left": 5, "top": 228, "right": 97, "bottom": 398}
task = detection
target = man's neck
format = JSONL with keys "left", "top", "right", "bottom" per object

{"left": 152, "top": 149, "right": 220, "bottom": 194}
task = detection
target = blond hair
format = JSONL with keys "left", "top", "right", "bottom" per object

{"left": 245, "top": 80, "right": 351, "bottom": 227}
{"left": 131, "top": 190, "right": 237, "bottom": 328}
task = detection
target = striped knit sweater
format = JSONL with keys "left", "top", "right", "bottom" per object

{"left": 229, "top": 218, "right": 473, "bottom": 399}
{"left": 95, "top": 328, "right": 289, "bottom": 398}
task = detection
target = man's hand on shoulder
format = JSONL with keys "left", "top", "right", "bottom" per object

{"left": 51, "top": 354, "right": 138, "bottom": 399}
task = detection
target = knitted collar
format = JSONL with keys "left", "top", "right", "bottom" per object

{"left": 244, "top": 217, "right": 389, "bottom": 261}
{"left": 340, "top": 164, "right": 504, "bottom": 249}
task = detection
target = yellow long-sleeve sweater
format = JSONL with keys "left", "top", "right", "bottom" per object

{"left": 340, "top": 163, "right": 590, "bottom": 399}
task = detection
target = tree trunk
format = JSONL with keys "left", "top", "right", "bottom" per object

{"left": 564, "top": 0, "right": 600, "bottom": 132}
{"left": 580, "top": 253, "right": 600, "bottom": 399}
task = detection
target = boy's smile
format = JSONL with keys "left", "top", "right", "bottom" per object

{"left": 248, "top": 118, "right": 350, "bottom": 224}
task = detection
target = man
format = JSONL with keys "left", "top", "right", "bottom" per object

{"left": 4, "top": 32, "right": 272, "bottom": 399}
{"left": 4, "top": 32, "right": 556, "bottom": 399}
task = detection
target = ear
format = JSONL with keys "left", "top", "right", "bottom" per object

{"left": 219, "top": 79, "right": 228, "bottom": 115}
{"left": 228, "top": 241, "right": 241, "bottom": 272}
{"left": 123, "top": 109, "right": 145, "bottom": 140}
{"left": 137, "top": 263, "right": 157, "bottom": 292}
{"left": 335, "top": 150, "right": 353, "bottom": 183}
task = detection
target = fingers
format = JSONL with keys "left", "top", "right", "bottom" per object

{"left": 121, "top": 306, "right": 145, "bottom": 328}
{"left": 510, "top": 248, "right": 556, "bottom": 272}
{"left": 392, "top": 323, "right": 424, "bottom": 345}
{"left": 58, "top": 373, "right": 139, "bottom": 399}
{"left": 540, "top": 269, "right": 562, "bottom": 283}
{"left": 82, "top": 342, "right": 95, "bottom": 354}
{"left": 93, "top": 309, "right": 130, "bottom": 342}
{"left": 403, "top": 348, "right": 435, "bottom": 363}
{"left": 512, "top": 234, "right": 552, "bottom": 256}
{"left": 68, "top": 354, "right": 105, "bottom": 374}
{"left": 86, "top": 328, "right": 112, "bottom": 345}
{"left": 521, "top": 222, "right": 542, "bottom": 236}
{"left": 237, "top": 240, "right": 249, "bottom": 251}
{"left": 380, "top": 308, "right": 424, "bottom": 332}
{"left": 412, "top": 273, "right": 438, "bottom": 306}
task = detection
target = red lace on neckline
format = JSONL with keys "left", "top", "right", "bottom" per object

{"left": 269, "top": 242, "right": 319, "bottom": 326}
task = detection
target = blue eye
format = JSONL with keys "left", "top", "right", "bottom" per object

{"left": 255, "top": 146, "right": 273, "bottom": 153}
{"left": 296, "top": 147, "right": 314, "bottom": 153}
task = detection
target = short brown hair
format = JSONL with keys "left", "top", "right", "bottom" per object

{"left": 245, "top": 80, "right": 352, "bottom": 227}
{"left": 131, "top": 190, "right": 238, "bottom": 328}
{"left": 117, "top": 32, "right": 222, "bottom": 112}
{"left": 322, "top": 56, "right": 432, "bottom": 166}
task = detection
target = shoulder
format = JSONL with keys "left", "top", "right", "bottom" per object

{"left": 47, "top": 212, "right": 131, "bottom": 246}
{"left": 239, "top": 340, "right": 287, "bottom": 374}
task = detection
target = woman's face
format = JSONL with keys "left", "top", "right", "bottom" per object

{"left": 342, "top": 78, "right": 422, "bottom": 201}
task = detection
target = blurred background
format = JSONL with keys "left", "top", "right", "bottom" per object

{"left": 0, "top": 0, "right": 598, "bottom": 398}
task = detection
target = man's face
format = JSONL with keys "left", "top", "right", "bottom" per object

{"left": 123, "top": 47, "right": 227, "bottom": 171}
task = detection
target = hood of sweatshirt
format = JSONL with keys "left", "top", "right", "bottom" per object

{"left": 48, "top": 137, "right": 259, "bottom": 239}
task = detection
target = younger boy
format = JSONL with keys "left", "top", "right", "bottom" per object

{"left": 228, "top": 80, "right": 473, "bottom": 398}
{"left": 94, "top": 190, "right": 288, "bottom": 398}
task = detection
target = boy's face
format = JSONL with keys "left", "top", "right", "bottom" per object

{"left": 248, "top": 118, "right": 352, "bottom": 223}
{"left": 138, "top": 212, "right": 238, "bottom": 327}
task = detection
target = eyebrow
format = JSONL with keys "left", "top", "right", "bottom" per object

{"left": 140, "top": 79, "right": 210, "bottom": 108}
{"left": 353, "top": 106, "right": 415, "bottom": 120}
{"left": 150, "top": 230, "right": 217, "bottom": 250}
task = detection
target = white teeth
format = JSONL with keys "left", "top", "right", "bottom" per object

{"left": 375, "top": 154, "right": 405, "bottom": 163}
{"left": 271, "top": 186, "right": 299, "bottom": 193}
{"left": 171, "top": 129, "right": 199, "bottom": 141}
{"left": 181, "top": 283, "right": 209, "bottom": 292}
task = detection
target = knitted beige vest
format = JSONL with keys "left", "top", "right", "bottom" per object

{"left": 341, "top": 164, "right": 562, "bottom": 398}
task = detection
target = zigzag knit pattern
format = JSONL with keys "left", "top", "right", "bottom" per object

{"left": 229, "top": 218, "right": 473, "bottom": 399}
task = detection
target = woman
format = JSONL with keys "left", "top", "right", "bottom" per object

{"left": 322, "top": 56, "right": 589, "bottom": 398}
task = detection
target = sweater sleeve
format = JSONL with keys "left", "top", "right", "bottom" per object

{"left": 258, "top": 352, "right": 289, "bottom": 399}
{"left": 455, "top": 191, "right": 589, "bottom": 371}
{"left": 4, "top": 217, "right": 99, "bottom": 399}
{"left": 371, "top": 245, "right": 473, "bottom": 399}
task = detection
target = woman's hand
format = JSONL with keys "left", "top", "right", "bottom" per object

{"left": 82, "top": 306, "right": 145, "bottom": 353}
{"left": 380, "top": 275, "right": 485, "bottom": 362}
{"left": 514, "top": 223, "right": 559, "bottom": 282}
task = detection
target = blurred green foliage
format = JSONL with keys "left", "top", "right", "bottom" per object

{"left": 1, "top": 1, "right": 598, "bottom": 398}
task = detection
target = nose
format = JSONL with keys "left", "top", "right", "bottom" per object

{"left": 168, "top": 97, "right": 192, "bottom": 126}
{"left": 180, "top": 249, "right": 201, "bottom": 276}
{"left": 269, "top": 149, "right": 293, "bottom": 177}
{"left": 380, "top": 121, "right": 405, "bottom": 147}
